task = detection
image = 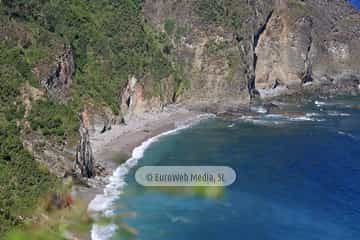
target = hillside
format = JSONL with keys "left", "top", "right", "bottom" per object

{"left": 0, "top": 0, "right": 359, "bottom": 237}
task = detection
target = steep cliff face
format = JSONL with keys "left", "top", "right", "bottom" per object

{"left": 254, "top": 0, "right": 360, "bottom": 97}
{"left": 143, "top": 0, "right": 360, "bottom": 103}
{"left": 1, "top": 1, "right": 360, "bottom": 234}
{"left": 1, "top": 0, "right": 359, "bottom": 180}
{"left": 142, "top": 0, "right": 275, "bottom": 106}
{"left": 40, "top": 44, "right": 74, "bottom": 101}
{"left": 120, "top": 76, "right": 165, "bottom": 122}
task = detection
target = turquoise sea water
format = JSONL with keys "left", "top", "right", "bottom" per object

{"left": 107, "top": 96, "right": 360, "bottom": 240}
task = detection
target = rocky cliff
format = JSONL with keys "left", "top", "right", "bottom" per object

{"left": 1, "top": 0, "right": 359, "bottom": 180}
{"left": 40, "top": 44, "right": 74, "bottom": 101}
{"left": 1, "top": 0, "right": 359, "bottom": 181}
{"left": 0, "top": 0, "right": 359, "bottom": 234}
{"left": 255, "top": 0, "right": 360, "bottom": 97}
{"left": 143, "top": 0, "right": 360, "bottom": 107}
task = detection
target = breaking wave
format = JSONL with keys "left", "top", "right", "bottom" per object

{"left": 89, "top": 114, "right": 214, "bottom": 240}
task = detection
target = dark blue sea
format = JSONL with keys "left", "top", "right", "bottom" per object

{"left": 94, "top": 96, "right": 360, "bottom": 240}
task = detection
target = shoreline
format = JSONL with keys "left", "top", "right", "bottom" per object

{"left": 73, "top": 92, "right": 360, "bottom": 208}
{"left": 73, "top": 106, "right": 210, "bottom": 239}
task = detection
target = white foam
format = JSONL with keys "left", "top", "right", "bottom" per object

{"left": 237, "top": 115, "right": 282, "bottom": 125}
{"left": 327, "top": 111, "right": 351, "bottom": 117}
{"left": 171, "top": 216, "right": 191, "bottom": 224}
{"left": 306, "top": 112, "right": 321, "bottom": 117}
{"left": 250, "top": 106, "right": 267, "bottom": 114}
{"left": 337, "top": 131, "right": 358, "bottom": 140}
{"left": 238, "top": 112, "right": 326, "bottom": 125}
{"left": 314, "top": 101, "right": 327, "bottom": 107}
{"left": 91, "top": 224, "right": 118, "bottom": 240}
{"left": 265, "top": 114, "right": 284, "bottom": 119}
{"left": 289, "top": 116, "right": 314, "bottom": 121}
{"left": 89, "top": 114, "right": 214, "bottom": 240}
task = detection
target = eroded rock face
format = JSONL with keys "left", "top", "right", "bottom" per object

{"left": 254, "top": 11, "right": 314, "bottom": 94}
{"left": 40, "top": 44, "right": 74, "bottom": 101}
{"left": 81, "top": 106, "right": 118, "bottom": 138}
{"left": 22, "top": 132, "right": 76, "bottom": 178}
{"left": 143, "top": 0, "right": 360, "bottom": 102}
{"left": 120, "top": 76, "right": 162, "bottom": 122}
{"left": 142, "top": 0, "right": 273, "bottom": 107}
{"left": 254, "top": 0, "right": 360, "bottom": 97}
{"left": 73, "top": 122, "right": 95, "bottom": 178}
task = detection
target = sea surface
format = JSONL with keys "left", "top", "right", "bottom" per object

{"left": 92, "top": 95, "right": 360, "bottom": 240}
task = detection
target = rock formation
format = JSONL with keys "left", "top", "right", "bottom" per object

{"left": 73, "top": 118, "right": 95, "bottom": 178}
{"left": 254, "top": 0, "right": 360, "bottom": 97}
{"left": 40, "top": 44, "right": 74, "bottom": 101}
{"left": 120, "top": 76, "right": 163, "bottom": 122}
{"left": 143, "top": 0, "right": 360, "bottom": 104}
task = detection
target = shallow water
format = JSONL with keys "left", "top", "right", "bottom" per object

{"left": 100, "top": 96, "right": 360, "bottom": 240}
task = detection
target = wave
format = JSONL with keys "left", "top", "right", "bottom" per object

{"left": 306, "top": 112, "right": 321, "bottom": 117}
{"left": 89, "top": 114, "right": 214, "bottom": 240}
{"left": 250, "top": 106, "right": 267, "bottom": 114}
{"left": 327, "top": 111, "right": 351, "bottom": 117}
{"left": 314, "top": 100, "right": 338, "bottom": 108}
{"left": 337, "top": 131, "right": 358, "bottom": 140}
{"left": 237, "top": 113, "right": 324, "bottom": 126}
{"left": 237, "top": 115, "right": 280, "bottom": 126}
{"left": 314, "top": 100, "right": 357, "bottom": 110}
{"left": 314, "top": 101, "right": 327, "bottom": 107}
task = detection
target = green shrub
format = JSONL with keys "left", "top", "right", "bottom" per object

{"left": 164, "top": 17, "right": 176, "bottom": 35}
{"left": 288, "top": 0, "right": 313, "bottom": 17}
{"left": 195, "top": 0, "right": 252, "bottom": 30}
{"left": 0, "top": 120, "right": 57, "bottom": 236}
{"left": 0, "top": 1, "right": 187, "bottom": 234}
{"left": 196, "top": 0, "right": 226, "bottom": 24}
{"left": 27, "top": 100, "right": 79, "bottom": 139}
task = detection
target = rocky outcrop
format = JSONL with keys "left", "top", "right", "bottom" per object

{"left": 22, "top": 129, "right": 77, "bottom": 178}
{"left": 253, "top": 0, "right": 360, "bottom": 98}
{"left": 73, "top": 120, "right": 95, "bottom": 178}
{"left": 143, "top": 0, "right": 360, "bottom": 104}
{"left": 80, "top": 106, "right": 119, "bottom": 139}
{"left": 120, "top": 76, "right": 163, "bottom": 122}
{"left": 40, "top": 44, "right": 74, "bottom": 101}
{"left": 143, "top": 1, "right": 254, "bottom": 107}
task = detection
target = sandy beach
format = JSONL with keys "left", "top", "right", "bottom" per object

{"left": 92, "top": 107, "right": 204, "bottom": 169}
{"left": 72, "top": 106, "right": 207, "bottom": 211}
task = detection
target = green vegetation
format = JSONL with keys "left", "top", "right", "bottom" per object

{"left": 195, "top": 0, "right": 252, "bottom": 30}
{"left": 288, "top": 0, "right": 313, "bottom": 17}
{"left": 0, "top": 65, "right": 57, "bottom": 236}
{"left": 206, "top": 39, "right": 230, "bottom": 57}
{"left": 175, "top": 25, "right": 189, "bottom": 42}
{"left": 196, "top": 0, "right": 226, "bottom": 25}
{"left": 4, "top": 181, "right": 136, "bottom": 240}
{"left": 164, "top": 17, "right": 176, "bottom": 35}
{"left": 27, "top": 100, "right": 79, "bottom": 139}
{"left": 0, "top": 130, "right": 56, "bottom": 234}
{"left": 1, "top": 0, "right": 178, "bottom": 113}
{"left": 4, "top": 181, "right": 93, "bottom": 240}
{"left": 0, "top": 0, "right": 191, "bottom": 236}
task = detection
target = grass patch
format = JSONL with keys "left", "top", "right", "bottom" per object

{"left": 27, "top": 99, "right": 79, "bottom": 140}
{"left": 288, "top": 0, "right": 313, "bottom": 17}
{"left": 195, "top": 0, "right": 252, "bottom": 30}
{"left": 164, "top": 17, "right": 176, "bottom": 35}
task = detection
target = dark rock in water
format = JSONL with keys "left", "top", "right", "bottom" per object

{"left": 264, "top": 102, "right": 279, "bottom": 113}
{"left": 41, "top": 44, "right": 74, "bottom": 101}
{"left": 73, "top": 123, "right": 95, "bottom": 178}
